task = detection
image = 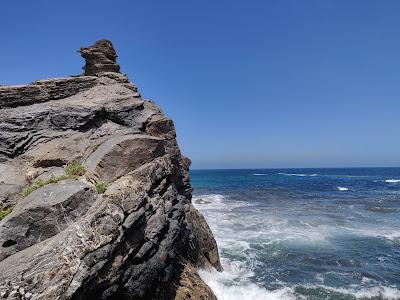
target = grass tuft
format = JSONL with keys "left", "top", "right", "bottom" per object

{"left": 21, "top": 179, "right": 46, "bottom": 197}
{"left": 95, "top": 181, "right": 108, "bottom": 194}
{"left": 0, "top": 207, "right": 14, "bottom": 221}
{"left": 21, "top": 175, "right": 71, "bottom": 197}
{"left": 65, "top": 160, "right": 86, "bottom": 177}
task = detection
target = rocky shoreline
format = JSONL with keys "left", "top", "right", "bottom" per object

{"left": 0, "top": 40, "right": 221, "bottom": 299}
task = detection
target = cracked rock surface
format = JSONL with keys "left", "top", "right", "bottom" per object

{"left": 0, "top": 40, "right": 221, "bottom": 300}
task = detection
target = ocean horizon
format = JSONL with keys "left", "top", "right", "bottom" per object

{"left": 192, "top": 167, "right": 400, "bottom": 300}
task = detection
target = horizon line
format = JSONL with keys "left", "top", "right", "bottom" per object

{"left": 190, "top": 166, "right": 400, "bottom": 171}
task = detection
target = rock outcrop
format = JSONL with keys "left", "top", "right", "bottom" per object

{"left": 80, "top": 40, "right": 121, "bottom": 75}
{"left": 0, "top": 40, "right": 220, "bottom": 299}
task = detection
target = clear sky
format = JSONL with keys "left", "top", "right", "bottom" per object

{"left": 1, "top": 1, "right": 400, "bottom": 169}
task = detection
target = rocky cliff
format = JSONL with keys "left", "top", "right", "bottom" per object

{"left": 0, "top": 40, "right": 221, "bottom": 300}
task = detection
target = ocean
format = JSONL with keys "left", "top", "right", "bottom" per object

{"left": 191, "top": 168, "right": 400, "bottom": 300}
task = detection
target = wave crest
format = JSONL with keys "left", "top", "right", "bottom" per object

{"left": 278, "top": 173, "right": 318, "bottom": 177}
{"left": 337, "top": 186, "right": 349, "bottom": 191}
{"left": 385, "top": 179, "right": 400, "bottom": 183}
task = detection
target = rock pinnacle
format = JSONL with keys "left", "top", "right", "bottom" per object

{"left": 79, "top": 39, "right": 121, "bottom": 75}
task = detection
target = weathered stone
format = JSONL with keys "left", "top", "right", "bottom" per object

{"left": 172, "top": 263, "right": 217, "bottom": 300}
{"left": 146, "top": 115, "right": 176, "bottom": 138}
{"left": 80, "top": 40, "right": 120, "bottom": 75}
{"left": 0, "top": 163, "right": 27, "bottom": 208}
{"left": 34, "top": 167, "right": 66, "bottom": 182}
{"left": 0, "top": 76, "right": 97, "bottom": 108}
{"left": 185, "top": 204, "right": 223, "bottom": 271}
{"left": 0, "top": 180, "right": 96, "bottom": 261}
{"left": 0, "top": 77, "right": 156, "bottom": 162}
{"left": 84, "top": 134, "right": 166, "bottom": 183}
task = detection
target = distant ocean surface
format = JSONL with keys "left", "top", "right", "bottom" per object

{"left": 191, "top": 168, "right": 400, "bottom": 300}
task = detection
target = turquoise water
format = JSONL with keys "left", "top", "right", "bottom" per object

{"left": 191, "top": 168, "right": 400, "bottom": 300}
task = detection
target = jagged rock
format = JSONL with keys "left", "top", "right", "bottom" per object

{"left": 0, "top": 75, "right": 151, "bottom": 163}
{"left": 185, "top": 204, "right": 223, "bottom": 271}
{"left": 80, "top": 40, "right": 121, "bottom": 75}
{"left": 0, "top": 180, "right": 96, "bottom": 261}
{"left": 172, "top": 263, "right": 217, "bottom": 300}
{"left": 146, "top": 115, "right": 176, "bottom": 138}
{"left": 0, "top": 39, "right": 221, "bottom": 300}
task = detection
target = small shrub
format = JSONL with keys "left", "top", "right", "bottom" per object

{"left": 95, "top": 181, "right": 108, "bottom": 194}
{"left": 65, "top": 160, "right": 86, "bottom": 177}
{"left": 0, "top": 207, "right": 13, "bottom": 221}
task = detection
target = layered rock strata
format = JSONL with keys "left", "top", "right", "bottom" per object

{"left": 0, "top": 40, "right": 220, "bottom": 300}
{"left": 80, "top": 40, "right": 121, "bottom": 75}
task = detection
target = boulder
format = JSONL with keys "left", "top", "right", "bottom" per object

{"left": 0, "top": 180, "right": 96, "bottom": 261}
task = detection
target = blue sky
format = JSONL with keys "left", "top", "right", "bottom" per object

{"left": 1, "top": 1, "right": 400, "bottom": 169}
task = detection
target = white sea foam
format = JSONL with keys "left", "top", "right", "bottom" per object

{"left": 252, "top": 173, "right": 268, "bottom": 176}
{"left": 193, "top": 194, "right": 248, "bottom": 211}
{"left": 194, "top": 194, "right": 334, "bottom": 249}
{"left": 385, "top": 179, "right": 400, "bottom": 183}
{"left": 337, "top": 186, "right": 349, "bottom": 191}
{"left": 382, "top": 232, "right": 400, "bottom": 244}
{"left": 349, "top": 228, "right": 400, "bottom": 244}
{"left": 199, "top": 268, "right": 297, "bottom": 300}
{"left": 304, "top": 284, "right": 400, "bottom": 300}
{"left": 200, "top": 268, "right": 400, "bottom": 300}
{"left": 195, "top": 193, "right": 400, "bottom": 300}
{"left": 278, "top": 173, "right": 318, "bottom": 177}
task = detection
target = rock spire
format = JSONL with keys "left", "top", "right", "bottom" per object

{"left": 79, "top": 39, "right": 121, "bottom": 75}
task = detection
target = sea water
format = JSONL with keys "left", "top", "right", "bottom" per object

{"left": 191, "top": 168, "right": 400, "bottom": 300}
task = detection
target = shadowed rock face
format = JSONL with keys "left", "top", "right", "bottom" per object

{"left": 80, "top": 39, "right": 121, "bottom": 75}
{"left": 0, "top": 40, "right": 221, "bottom": 300}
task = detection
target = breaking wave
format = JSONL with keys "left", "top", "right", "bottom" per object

{"left": 385, "top": 179, "right": 400, "bottom": 183}
{"left": 337, "top": 186, "right": 349, "bottom": 191}
{"left": 278, "top": 173, "right": 318, "bottom": 177}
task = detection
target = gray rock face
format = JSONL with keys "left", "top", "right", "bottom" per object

{"left": 0, "top": 40, "right": 220, "bottom": 299}
{"left": 84, "top": 134, "right": 166, "bottom": 183}
{"left": 0, "top": 180, "right": 96, "bottom": 261}
{"left": 80, "top": 40, "right": 121, "bottom": 75}
{"left": 35, "top": 167, "right": 66, "bottom": 182}
{"left": 0, "top": 76, "right": 97, "bottom": 108}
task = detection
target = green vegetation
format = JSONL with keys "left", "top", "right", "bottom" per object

{"left": 45, "top": 175, "right": 70, "bottom": 184}
{"left": 95, "top": 181, "right": 108, "bottom": 194}
{"left": 0, "top": 206, "right": 13, "bottom": 221}
{"left": 21, "top": 175, "right": 71, "bottom": 197}
{"left": 21, "top": 161, "right": 88, "bottom": 198}
{"left": 91, "top": 143, "right": 101, "bottom": 153}
{"left": 21, "top": 179, "right": 46, "bottom": 197}
{"left": 65, "top": 160, "right": 86, "bottom": 177}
